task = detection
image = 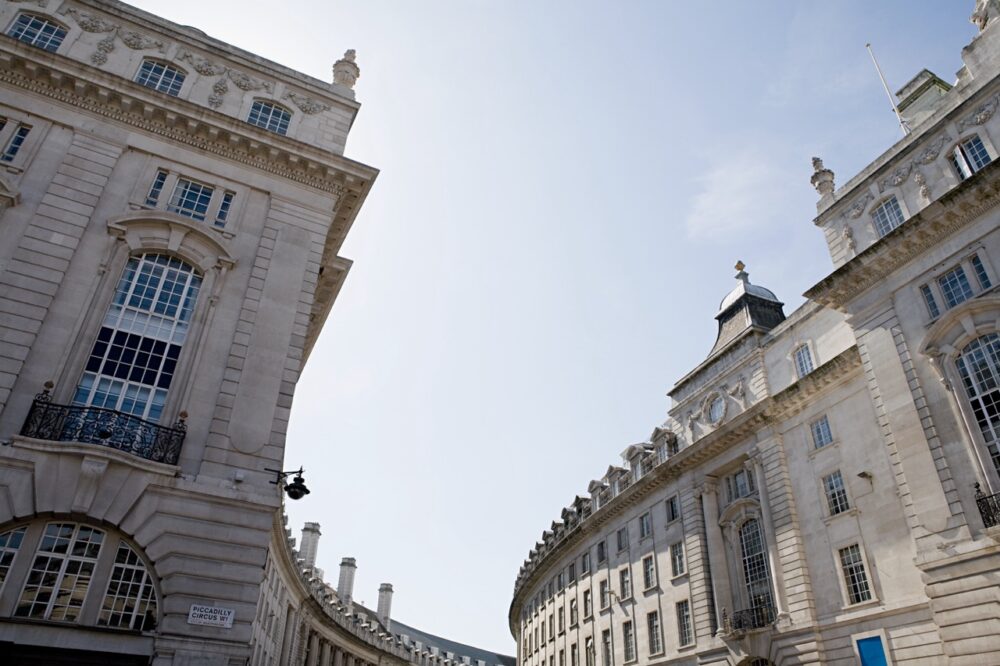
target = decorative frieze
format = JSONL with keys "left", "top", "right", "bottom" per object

{"left": 178, "top": 50, "right": 273, "bottom": 108}
{"left": 59, "top": 6, "right": 162, "bottom": 65}
{"left": 285, "top": 91, "right": 330, "bottom": 115}
{"left": 958, "top": 91, "right": 999, "bottom": 130}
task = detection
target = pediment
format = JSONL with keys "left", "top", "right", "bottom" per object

{"left": 108, "top": 211, "right": 235, "bottom": 271}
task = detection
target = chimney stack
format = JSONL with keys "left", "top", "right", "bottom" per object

{"left": 377, "top": 583, "right": 394, "bottom": 630}
{"left": 300, "top": 522, "right": 321, "bottom": 569}
{"left": 338, "top": 557, "right": 357, "bottom": 608}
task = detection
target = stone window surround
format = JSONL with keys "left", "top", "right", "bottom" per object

{"left": 830, "top": 538, "right": 879, "bottom": 610}
{"left": 921, "top": 295, "right": 1000, "bottom": 498}
{"left": 949, "top": 132, "right": 997, "bottom": 180}
{"left": 916, "top": 245, "right": 996, "bottom": 322}
{"left": 47, "top": 213, "right": 235, "bottom": 439}
{"left": 129, "top": 159, "right": 246, "bottom": 239}
{"left": 5, "top": 11, "right": 70, "bottom": 54}
{"left": 0, "top": 517, "right": 160, "bottom": 632}
{"left": 0, "top": 106, "right": 47, "bottom": 173}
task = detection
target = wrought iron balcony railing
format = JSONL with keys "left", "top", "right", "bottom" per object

{"left": 725, "top": 604, "right": 776, "bottom": 633}
{"left": 19, "top": 386, "right": 186, "bottom": 465}
{"left": 975, "top": 483, "right": 1000, "bottom": 528}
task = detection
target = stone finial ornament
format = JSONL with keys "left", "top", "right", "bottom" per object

{"left": 810, "top": 156, "right": 836, "bottom": 197}
{"left": 333, "top": 49, "right": 360, "bottom": 88}
{"left": 972, "top": 0, "right": 1000, "bottom": 31}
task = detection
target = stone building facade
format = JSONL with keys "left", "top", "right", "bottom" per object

{"left": 0, "top": 0, "right": 381, "bottom": 663}
{"left": 509, "top": 5, "right": 1000, "bottom": 666}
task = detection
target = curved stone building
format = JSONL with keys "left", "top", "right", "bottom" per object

{"left": 510, "top": 5, "right": 1000, "bottom": 665}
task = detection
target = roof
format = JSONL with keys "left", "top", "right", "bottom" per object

{"left": 392, "top": 619, "right": 515, "bottom": 666}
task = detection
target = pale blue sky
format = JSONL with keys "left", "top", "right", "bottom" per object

{"left": 132, "top": 0, "right": 976, "bottom": 652}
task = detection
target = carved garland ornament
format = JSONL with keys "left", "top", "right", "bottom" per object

{"left": 843, "top": 192, "right": 873, "bottom": 219}
{"left": 284, "top": 91, "right": 330, "bottom": 115}
{"left": 59, "top": 7, "right": 162, "bottom": 65}
{"left": 178, "top": 50, "right": 273, "bottom": 108}
{"left": 958, "top": 92, "right": 999, "bottom": 131}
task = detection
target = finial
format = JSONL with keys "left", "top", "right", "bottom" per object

{"left": 972, "top": 0, "right": 1000, "bottom": 32}
{"left": 810, "top": 156, "right": 835, "bottom": 198}
{"left": 734, "top": 260, "right": 749, "bottom": 283}
{"left": 734, "top": 260, "right": 745, "bottom": 272}
{"left": 333, "top": 50, "right": 360, "bottom": 89}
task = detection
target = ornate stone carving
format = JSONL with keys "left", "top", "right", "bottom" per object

{"left": 285, "top": 92, "right": 330, "bottom": 115}
{"left": 13, "top": 0, "right": 49, "bottom": 7}
{"left": 179, "top": 50, "right": 226, "bottom": 76}
{"left": 844, "top": 192, "right": 873, "bottom": 219}
{"left": 913, "top": 170, "right": 931, "bottom": 199}
{"left": 878, "top": 162, "right": 914, "bottom": 192}
{"left": 917, "top": 133, "right": 951, "bottom": 163}
{"left": 841, "top": 224, "right": 856, "bottom": 252}
{"left": 333, "top": 49, "right": 360, "bottom": 88}
{"left": 59, "top": 7, "right": 162, "bottom": 65}
{"left": 959, "top": 93, "right": 999, "bottom": 130}
{"left": 179, "top": 51, "right": 272, "bottom": 107}
{"left": 810, "top": 156, "right": 835, "bottom": 197}
{"left": 972, "top": 0, "right": 1000, "bottom": 31}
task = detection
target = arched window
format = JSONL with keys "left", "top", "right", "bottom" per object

{"left": 247, "top": 100, "right": 292, "bottom": 135}
{"left": 134, "top": 59, "right": 186, "bottom": 97}
{"left": 956, "top": 333, "right": 1000, "bottom": 474}
{"left": 7, "top": 13, "right": 67, "bottom": 52}
{"left": 72, "top": 253, "right": 202, "bottom": 422}
{"left": 738, "top": 519, "right": 773, "bottom": 611}
{"left": 871, "top": 195, "right": 905, "bottom": 237}
{"left": 3, "top": 521, "right": 158, "bottom": 631}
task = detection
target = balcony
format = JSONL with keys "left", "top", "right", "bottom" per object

{"left": 20, "top": 387, "right": 186, "bottom": 465}
{"left": 975, "top": 483, "right": 1000, "bottom": 528}
{"left": 724, "top": 604, "right": 775, "bottom": 634}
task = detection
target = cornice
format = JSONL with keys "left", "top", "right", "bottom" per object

{"left": 508, "top": 345, "right": 862, "bottom": 633}
{"left": 805, "top": 160, "right": 1000, "bottom": 310}
{"left": 0, "top": 39, "right": 377, "bottom": 196}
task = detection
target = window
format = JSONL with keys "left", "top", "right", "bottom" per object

{"left": 135, "top": 59, "right": 186, "bottom": 96}
{"left": 956, "top": 333, "right": 1000, "bottom": 474}
{"left": 569, "top": 598, "right": 578, "bottom": 626}
{"left": 972, "top": 254, "right": 993, "bottom": 291}
{"left": 646, "top": 611, "right": 662, "bottom": 655}
{"left": 638, "top": 512, "right": 651, "bottom": 539}
{"left": 7, "top": 13, "right": 67, "bottom": 52}
{"left": 568, "top": 562, "right": 577, "bottom": 584}
{"left": 582, "top": 589, "right": 592, "bottom": 618}
{"left": 216, "top": 191, "right": 235, "bottom": 229}
{"left": 599, "top": 579, "right": 610, "bottom": 609}
{"left": 73, "top": 254, "right": 201, "bottom": 423}
{"left": 616, "top": 527, "right": 628, "bottom": 552}
{"left": 0, "top": 527, "right": 26, "bottom": 589}
{"left": 548, "top": 613, "right": 554, "bottom": 639}
{"left": 16, "top": 523, "right": 104, "bottom": 621}
{"left": 950, "top": 135, "right": 992, "bottom": 180}
{"left": 597, "top": 540, "right": 607, "bottom": 564}
{"left": 670, "top": 542, "right": 686, "bottom": 577}
{"left": 665, "top": 495, "right": 679, "bottom": 522}
{"left": 621, "top": 621, "right": 635, "bottom": 663}
{"left": 725, "top": 468, "right": 756, "bottom": 503}
{"left": 601, "top": 629, "right": 612, "bottom": 666}
{"left": 708, "top": 395, "right": 725, "bottom": 423}
{"left": 618, "top": 567, "right": 632, "bottom": 600}
{"left": 1, "top": 123, "right": 30, "bottom": 162}
{"left": 920, "top": 252, "right": 994, "bottom": 319}
{"left": 921, "top": 284, "right": 941, "bottom": 319}
{"left": 585, "top": 637, "right": 594, "bottom": 666}
{"left": 641, "top": 555, "right": 655, "bottom": 589}
{"left": 823, "top": 470, "right": 851, "bottom": 515}
{"left": 581, "top": 552, "right": 591, "bottom": 575}
{"left": 247, "top": 100, "right": 291, "bottom": 135}
{"left": 559, "top": 650, "right": 565, "bottom": 666}
{"left": 540, "top": 620, "right": 545, "bottom": 646}
{"left": 558, "top": 607, "right": 565, "bottom": 633}
{"left": 810, "top": 415, "right": 834, "bottom": 449}
{"left": 675, "top": 600, "right": 693, "bottom": 646}
{"left": 938, "top": 264, "right": 975, "bottom": 309}
{"left": 794, "top": 344, "right": 814, "bottom": 377}
{"left": 839, "top": 544, "right": 873, "bottom": 604}
{"left": 558, "top": 571, "right": 565, "bottom": 591}
{"left": 146, "top": 169, "right": 168, "bottom": 207}
{"left": 871, "top": 196, "right": 905, "bottom": 237}
{"left": 99, "top": 542, "right": 157, "bottom": 630}
{"left": 168, "top": 176, "right": 214, "bottom": 221}
{"left": 570, "top": 644, "right": 578, "bottom": 666}
{"left": 739, "top": 519, "right": 774, "bottom": 611}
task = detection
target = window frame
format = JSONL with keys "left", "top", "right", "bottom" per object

{"left": 618, "top": 566, "right": 632, "bottom": 600}
{"left": 621, "top": 620, "right": 635, "bottom": 664}
{"left": 917, "top": 250, "right": 995, "bottom": 322}
{"left": 870, "top": 195, "right": 907, "bottom": 238}
{"left": 835, "top": 542, "right": 876, "bottom": 607}
{"left": 949, "top": 134, "right": 993, "bottom": 181}
{"left": 793, "top": 343, "right": 815, "bottom": 378}
{"left": 810, "top": 414, "right": 835, "bottom": 450}
{"left": 616, "top": 526, "right": 628, "bottom": 553}
{"left": 670, "top": 541, "right": 686, "bottom": 578}
{"left": 246, "top": 99, "right": 293, "bottom": 135}
{"left": 822, "top": 470, "right": 851, "bottom": 516}
{"left": 646, "top": 610, "right": 663, "bottom": 656}
{"left": 641, "top": 554, "right": 656, "bottom": 590}
{"left": 134, "top": 164, "right": 245, "bottom": 235}
{"left": 675, "top": 599, "right": 694, "bottom": 647}
{"left": 665, "top": 495, "right": 680, "bottom": 523}
{"left": 134, "top": 58, "right": 187, "bottom": 97}
{"left": 6, "top": 13, "right": 68, "bottom": 52}
{"left": 638, "top": 512, "right": 651, "bottom": 540}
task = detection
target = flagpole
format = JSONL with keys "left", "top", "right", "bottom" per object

{"left": 866, "top": 43, "right": 910, "bottom": 136}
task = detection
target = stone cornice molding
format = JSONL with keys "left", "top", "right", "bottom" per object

{"left": 107, "top": 212, "right": 236, "bottom": 272}
{"left": 920, "top": 294, "right": 1000, "bottom": 358}
{"left": 0, "top": 39, "right": 376, "bottom": 197}
{"left": 509, "top": 345, "right": 862, "bottom": 630}
{"left": 805, "top": 160, "right": 1000, "bottom": 310}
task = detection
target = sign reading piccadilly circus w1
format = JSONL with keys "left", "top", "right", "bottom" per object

{"left": 187, "top": 604, "right": 236, "bottom": 628}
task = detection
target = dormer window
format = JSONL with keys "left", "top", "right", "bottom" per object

{"left": 247, "top": 100, "right": 291, "bottom": 135}
{"left": 135, "top": 59, "right": 186, "bottom": 97}
{"left": 7, "top": 13, "right": 67, "bottom": 52}
{"left": 871, "top": 195, "right": 905, "bottom": 238}
{"left": 950, "top": 135, "right": 992, "bottom": 180}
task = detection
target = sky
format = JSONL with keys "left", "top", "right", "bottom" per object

{"left": 131, "top": 0, "right": 978, "bottom": 653}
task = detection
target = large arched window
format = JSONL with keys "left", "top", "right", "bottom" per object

{"left": 738, "top": 519, "right": 773, "bottom": 611}
{"left": 71, "top": 253, "right": 202, "bottom": 422}
{"left": 956, "top": 333, "right": 1000, "bottom": 475}
{"left": 1, "top": 521, "right": 158, "bottom": 632}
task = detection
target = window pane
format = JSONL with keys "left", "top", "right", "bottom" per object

{"left": 7, "top": 14, "right": 67, "bottom": 52}
{"left": 872, "top": 196, "right": 905, "bottom": 237}
{"left": 247, "top": 100, "right": 291, "bottom": 135}
{"left": 17, "top": 523, "right": 104, "bottom": 621}
{"left": 135, "top": 60, "right": 186, "bottom": 96}
{"left": 811, "top": 415, "right": 833, "bottom": 448}
{"left": 962, "top": 136, "right": 992, "bottom": 171}
{"left": 839, "top": 544, "right": 872, "bottom": 604}
{"left": 938, "top": 265, "right": 974, "bottom": 308}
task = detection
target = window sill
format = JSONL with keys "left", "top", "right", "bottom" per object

{"left": 648, "top": 651, "right": 665, "bottom": 658}
{"left": 569, "top": 622, "right": 578, "bottom": 630}
{"left": 807, "top": 439, "right": 839, "bottom": 459}
{"left": 643, "top": 585, "right": 659, "bottom": 595}
{"left": 822, "top": 507, "right": 859, "bottom": 525}
{"left": 841, "top": 597, "right": 880, "bottom": 612}
{"left": 639, "top": 534, "right": 652, "bottom": 543}
{"left": 670, "top": 572, "right": 687, "bottom": 581}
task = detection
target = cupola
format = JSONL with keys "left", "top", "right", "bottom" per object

{"left": 708, "top": 261, "right": 785, "bottom": 357}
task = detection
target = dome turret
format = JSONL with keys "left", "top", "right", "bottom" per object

{"left": 707, "top": 261, "right": 785, "bottom": 357}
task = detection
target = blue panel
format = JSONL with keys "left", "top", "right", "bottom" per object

{"left": 857, "top": 636, "right": 888, "bottom": 666}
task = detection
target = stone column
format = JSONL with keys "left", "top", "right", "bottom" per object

{"left": 307, "top": 633, "right": 321, "bottom": 666}
{"left": 320, "top": 641, "right": 332, "bottom": 666}
{"left": 748, "top": 453, "right": 788, "bottom": 617}
{"left": 333, "top": 646, "right": 345, "bottom": 666}
{"left": 700, "top": 478, "right": 731, "bottom": 634}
